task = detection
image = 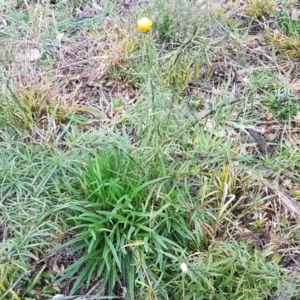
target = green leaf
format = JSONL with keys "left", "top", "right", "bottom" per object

{"left": 104, "top": 233, "right": 122, "bottom": 272}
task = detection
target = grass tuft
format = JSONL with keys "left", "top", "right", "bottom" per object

{"left": 244, "top": 0, "right": 274, "bottom": 18}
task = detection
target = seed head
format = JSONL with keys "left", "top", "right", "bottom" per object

{"left": 180, "top": 262, "right": 188, "bottom": 274}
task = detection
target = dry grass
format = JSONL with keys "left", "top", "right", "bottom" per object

{"left": 244, "top": 0, "right": 274, "bottom": 18}
{"left": 267, "top": 30, "right": 300, "bottom": 59}
{"left": 1, "top": 11, "right": 140, "bottom": 129}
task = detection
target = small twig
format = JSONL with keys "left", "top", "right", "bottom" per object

{"left": 261, "top": 179, "right": 300, "bottom": 219}
{"left": 86, "top": 280, "right": 102, "bottom": 296}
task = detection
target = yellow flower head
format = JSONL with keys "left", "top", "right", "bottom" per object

{"left": 137, "top": 17, "right": 153, "bottom": 33}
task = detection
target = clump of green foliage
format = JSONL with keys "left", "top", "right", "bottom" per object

{"left": 56, "top": 149, "right": 205, "bottom": 298}
{"left": 263, "top": 91, "right": 300, "bottom": 120}
{"left": 278, "top": 12, "right": 300, "bottom": 37}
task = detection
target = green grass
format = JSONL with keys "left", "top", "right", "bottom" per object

{"left": 1, "top": 0, "right": 300, "bottom": 299}
{"left": 277, "top": 11, "right": 300, "bottom": 37}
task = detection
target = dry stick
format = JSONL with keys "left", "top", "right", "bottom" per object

{"left": 261, "top": 178, "right": 300, "bottom": 220}
{"left": 86, "top": 280, "right": 103, "bottom": 296}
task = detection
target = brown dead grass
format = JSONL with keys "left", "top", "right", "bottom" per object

{"left": 267, "top": 30, "right": 300, "bottom": 60}
{"left": 3, "top": 17, "right": 140, "bottom": 129}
